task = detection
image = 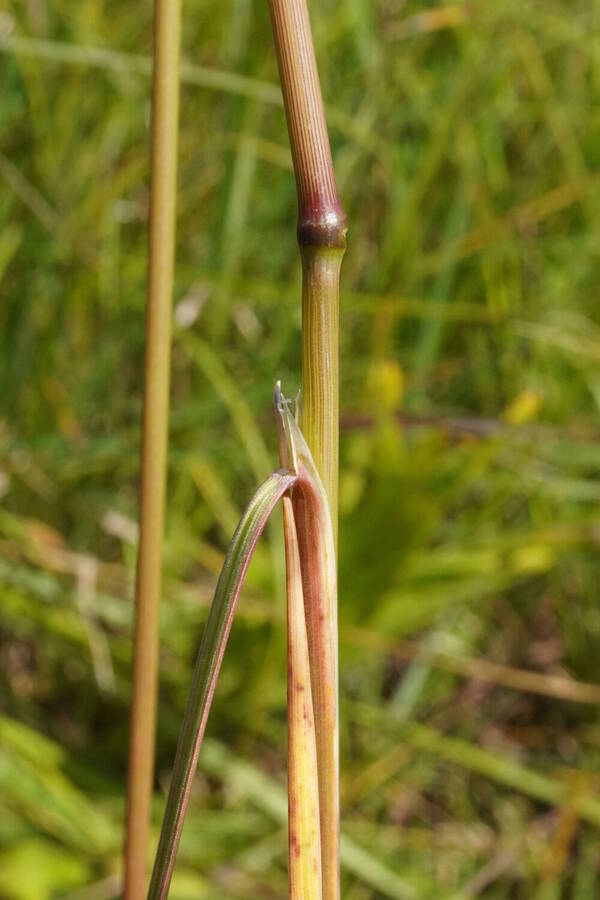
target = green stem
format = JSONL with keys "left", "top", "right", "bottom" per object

{"left": 266, "top": 0, "right": 347, "bottom": 538}
{"left": 124, "top": 1, "right": 181, "bottom": 896}
{"left": 300, "top": 246, "right": 344, "bottom": 544}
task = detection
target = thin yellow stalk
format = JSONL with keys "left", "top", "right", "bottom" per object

{"left": 124, "top": 1, "right": 181, "bottom": 896}
{"left": 266, "top": 0, "right": 347, "bottom": 539}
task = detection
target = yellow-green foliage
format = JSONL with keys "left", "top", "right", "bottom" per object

{"left": 1, "top": 0, "right": 600, "bottom": 896}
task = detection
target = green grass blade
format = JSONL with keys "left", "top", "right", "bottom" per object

{"left": 147, "top": 470, "right": 296, "bottom": 899}
{"left": 0, "top": 33, "right": 283, "bottom": 106}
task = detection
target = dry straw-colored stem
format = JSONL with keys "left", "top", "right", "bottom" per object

{"left": 124, "top": 0, "right": 181, "bottom": 896}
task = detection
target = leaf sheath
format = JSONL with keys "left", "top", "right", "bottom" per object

{"left": 276, "top": 388, "right": 339, "bottom": 900}
{"left": 283, "top": 494, "right": 323, "bottom": 899}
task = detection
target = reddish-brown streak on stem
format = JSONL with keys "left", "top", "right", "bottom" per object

{"left": 283, "top": 493, "right": 323, "bottom": 898}
{"left": 278, "top": 387, "right": 322, "bottom": 898}
{"left": 292, "top": 463, "right": 339, "bottom": 900}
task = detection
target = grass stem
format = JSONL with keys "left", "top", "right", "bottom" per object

{"left": 123, "top": 1, "right": 181, "bottom": 896}
{"left": 266, "top": 0, "right": 347, "bottom": 536}
{"left": 267, "top": 1, "right": 345, "bottom": 892}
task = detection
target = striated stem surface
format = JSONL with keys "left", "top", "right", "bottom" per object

{"left": 266, "top": 0, "right": 346, "bottom": 248}
{"left": 267, "top": 0, "right": 347, "bottom": 537}
{"left": 300, "top": 246, "right": 343, "bottom": 541}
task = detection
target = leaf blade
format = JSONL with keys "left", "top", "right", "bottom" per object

{"left": 148, "top": 469, "right": 296, "bottom": 900}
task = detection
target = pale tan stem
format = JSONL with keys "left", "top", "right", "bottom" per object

{"left": 124, "top": 0, "right": 181, "bottom": 895}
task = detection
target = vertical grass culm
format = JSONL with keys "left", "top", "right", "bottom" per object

{"left": 266, "top": 0, "right": 347, "bottom": 540}
{"left": 124, "top": 1, "right": 182, "bottom": 897}
{"left": 267, "top": 2, "right": 346, "bottom": 896}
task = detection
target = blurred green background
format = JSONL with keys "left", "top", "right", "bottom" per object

{"left": 1, "top": 0, "right": 600, "bottom": 897}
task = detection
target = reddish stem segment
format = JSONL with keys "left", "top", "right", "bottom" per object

{"left": 292, "top": 468, "right": 339, "bottom": 900}
{"left": 267, "top": 0, "right": 346, "bottom": 249}
{"left": 278, "top": 390, "right": 323, "bottom": 898}
{"left": 267, "top": 0, "right": 347, "bottom": 538}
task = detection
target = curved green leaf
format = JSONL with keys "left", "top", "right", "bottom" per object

{"left": 148, "top": 469, "right": 296, "bottom": 899}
